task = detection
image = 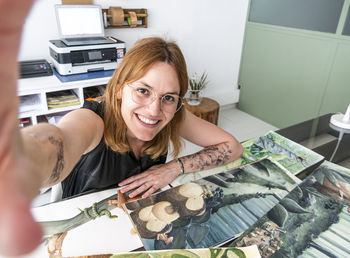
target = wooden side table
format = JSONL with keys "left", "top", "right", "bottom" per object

{"left": 184, "top": 97, "right": 220, "bottom": 125}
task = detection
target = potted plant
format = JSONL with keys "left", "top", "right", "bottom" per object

{"left": 187, "top": 72, "right": 209, "bottom": 106}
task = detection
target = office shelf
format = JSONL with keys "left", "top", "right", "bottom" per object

{"left": 17, "top": 74, "right": 110, "bottom": 126}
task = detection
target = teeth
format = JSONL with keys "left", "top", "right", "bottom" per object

{"left": 138, "top": 114, "right": 158, "bottom": 125}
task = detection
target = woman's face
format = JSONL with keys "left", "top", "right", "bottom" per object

{"left": 120, "top": 61, "right": 181, "bottom": 143}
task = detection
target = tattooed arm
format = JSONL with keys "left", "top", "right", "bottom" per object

{"left": 120, "top": 110, "right": 243, "bottom": 198}
{"left": 179, "top": 142, "right": 240, "bottom": 173}
{"left": 20, "top": 109, "right": 104, "bottom": 188}
{"left": 176, "top": 110, "right": 243, "bottom": 173}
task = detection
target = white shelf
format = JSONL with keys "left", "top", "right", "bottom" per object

{"left": 17, "top": 74, "right": 111, "bottom": 125}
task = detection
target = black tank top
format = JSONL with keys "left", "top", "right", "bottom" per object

{"left": 61, "top": 101, "right": 167, "bottom": 199}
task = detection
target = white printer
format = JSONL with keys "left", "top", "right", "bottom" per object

{"left": 49, "top": 38, "right": 125, "bottom": 75}
{"left": 50, "top": 5, "right": 126, "bottom": 76}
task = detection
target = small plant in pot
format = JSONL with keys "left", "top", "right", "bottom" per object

{"left": 187, "top": 72, "right": 209, "bottom": 106}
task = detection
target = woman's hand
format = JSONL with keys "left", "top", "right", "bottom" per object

{"left": 0, "top": 0, "right": 40, "bottom": 256}
{"left": 119, "top": 160, "right": 182, "bottom": 198}
{"left": 0, "top": 151, "right": 43, "bottom": 256}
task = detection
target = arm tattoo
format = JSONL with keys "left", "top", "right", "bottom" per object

{"left": 46, "top": 136, "right": 64, "bottom": 184}
{"left": 180, "top": 143, "right": 232, "bottom": 172}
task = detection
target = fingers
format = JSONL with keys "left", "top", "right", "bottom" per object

{"left": 119, "top": 174, "right": 161, "bottom": 198}
{"left": 0, "top": 185, "right": 42, "bottom": 256}
{"left": 141, "top": 186, "right": 157, "bottom": 198}
{"left": 128, "top": 184, "right": 157, "bottom": 199}
{"left": 118, "top": 172, "right": 149, "bottom": 186}
{"left": 120, "top": 179, "right": 149, "bottom": 196}
{"left": 128, "top": 183, "right": 152, "bottom": 198}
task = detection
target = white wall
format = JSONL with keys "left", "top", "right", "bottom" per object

{"left": 19, "top": 0, "right": 248, "bottom": 105}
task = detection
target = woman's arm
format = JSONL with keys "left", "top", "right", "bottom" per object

{"left": 177, "top": 109, "right": 243, "bottom": 172}
{"left": 20, "top": 109, "right": 104, "bottom": 188}
{"left": 119, "top": 109, "right": 243, "bottom": 198}
{"left": 0, "top": 108, "right": 103, "bottom": 256}
{"left": 0, "top": 1, "right": 106, "bottom": 255}
{"left": 179, "top": 111, "right": 243, "bottom": 173}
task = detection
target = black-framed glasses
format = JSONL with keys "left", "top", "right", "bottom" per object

{"left": 127, "top": 83, "right": 183, "bottom": 113}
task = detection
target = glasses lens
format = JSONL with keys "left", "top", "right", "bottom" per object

{"left": 129, "top": 84, "right": 183, "bottom": 113}
{"left": 130, "top": 84, "right": 154, "bottom": 105}
{"left": 161, "top": 95, "right": 183, "bottom": 113}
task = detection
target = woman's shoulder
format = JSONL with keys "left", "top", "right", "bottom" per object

{"left": 82, "top": 100, "right": 104, "bottom": 119}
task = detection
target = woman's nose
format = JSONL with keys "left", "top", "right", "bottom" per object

{"left": 147, "top": 97, "right": 162, "bottom": 115}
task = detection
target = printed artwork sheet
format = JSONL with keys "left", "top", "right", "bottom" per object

{"left": 230, "top": 161, "right": 350, "bottom": 257}
{"left": 109, "top": 246, "right": 261, "bottom": 258}
{"left": 124, "top": 158, "right": 301, "bottom": 251}
{"left": 25, "top": 188, "right": 142, "bottom": 258}
{"left": 172, "top": 131, "right": 324, "bottom": 186}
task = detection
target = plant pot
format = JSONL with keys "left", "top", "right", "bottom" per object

{"left": 187, "top": 90, "right": 202, "bottom": 106}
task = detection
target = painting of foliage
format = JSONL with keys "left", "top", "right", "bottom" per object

{"left": 230, "top": 161, "right": 350, "bottom": 257}
{"left": 124, "top": 158, "right": 300, "bottom": 251}
{"left": 173, "top": 131, "right": 324, "bottom": 186}
{"left": 240, "top": 131, "right": 324, "bottom": 175}
{"left": 109, "top": 246, "right": 261, "bottom": 258}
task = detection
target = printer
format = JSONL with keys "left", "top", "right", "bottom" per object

{"left": 49, "top": 38, "right": 125, "bottom": 76}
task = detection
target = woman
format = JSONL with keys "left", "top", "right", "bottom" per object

{"left": 57, "top": 37, "right": 242, "bottom": 200}
{"left": 0, "top": 1, "right": 242, "bottom": 256}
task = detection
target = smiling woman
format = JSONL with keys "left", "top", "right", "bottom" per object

{"left": 0, "top": 2, "right": 243, "bottom": 255}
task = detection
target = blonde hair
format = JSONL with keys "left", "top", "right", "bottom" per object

{"left": 98, "top": 37, "right": 188, "bottom": 159}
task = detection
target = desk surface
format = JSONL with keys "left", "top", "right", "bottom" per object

{"left": 276, "top": 113, "right": 350, "bottom": 171}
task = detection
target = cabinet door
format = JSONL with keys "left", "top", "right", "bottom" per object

{"left": 238, "top": 25, "right": 335, "bottom": 128}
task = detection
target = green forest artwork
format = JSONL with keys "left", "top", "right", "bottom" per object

{"left": 231, "top": 161, "right": 350, "bottom": 257}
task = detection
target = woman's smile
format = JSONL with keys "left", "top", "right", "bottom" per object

{"left": 136, "top": 113, "right": 161, "bottom": 127}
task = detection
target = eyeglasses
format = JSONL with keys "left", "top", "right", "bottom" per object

{"left": 127, "top": 83, "right": 183, "bottom": 113}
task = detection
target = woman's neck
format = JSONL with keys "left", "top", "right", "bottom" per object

{"left": 126, "top": 135, "right": 146, "bottom": 159}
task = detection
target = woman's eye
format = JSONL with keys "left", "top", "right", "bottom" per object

{"left": 163, "top": 95, "right": 176, "bottom": 103}
{"left": 136, "top": 88, "right": 149, "bottom": 95}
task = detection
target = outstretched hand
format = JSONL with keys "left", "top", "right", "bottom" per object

{"left": 118, "top": 161, "right": 181, "bottom": 199}
{"left": 0, "top": 155, "right": 43, "bottom": 256}
{"left": 0, "top": 0, "right": 42, "bottom": 256}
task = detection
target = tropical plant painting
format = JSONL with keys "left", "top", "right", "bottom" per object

{"left": 124, "top": 158, "right": 301, "bottom": 251}
{"left": 230, "top": 161, "right": 350, "bottom": 257}
{"left": 172, "top": 131, "right": 324, "bottom": 186}
{"left": 252, "top": 131, "right": 324, "bottom": 175}
{"left": 109, "top": 246, "right": 261, "bottom": 258}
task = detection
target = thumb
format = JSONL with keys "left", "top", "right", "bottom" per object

{"left": 0, "top": 187, "right": 42, "bottom": 256}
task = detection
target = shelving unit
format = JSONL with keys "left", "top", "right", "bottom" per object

{"left": 17, "top": 74, "right": 111, "bottom": 126}
{"left": 102, "top": 8, "right": 148, "bottom": 28}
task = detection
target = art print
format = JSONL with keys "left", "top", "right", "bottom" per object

{"left": 109, "top": 246, "right": 261, "bottom": 258}
{"left": 231, "top": 161, "right": 350, "bottom": 257}
{"left": 172, "top": 131, "right": 323, "bottom": 186}
{"left": 125, "top": 158, "right": 300, "bottom": 250}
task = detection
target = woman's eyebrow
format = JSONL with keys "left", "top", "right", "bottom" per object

{"left": 138, "top": 81, "right": 180, "bottom": 95}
